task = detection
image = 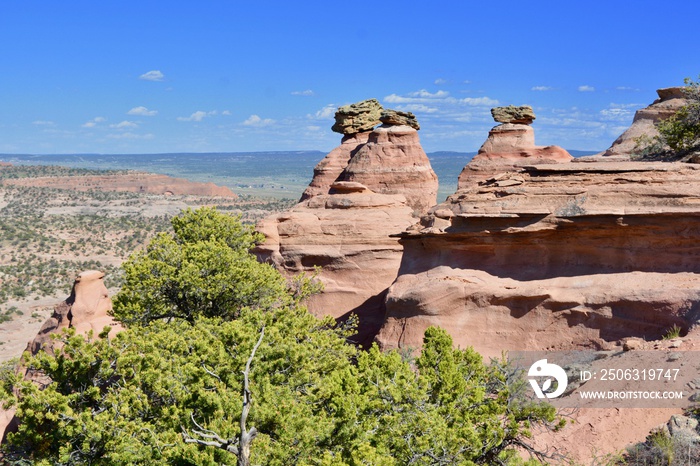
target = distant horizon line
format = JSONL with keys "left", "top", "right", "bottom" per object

{"left": 0, "top": 148, "right": 602, "bottom": 157}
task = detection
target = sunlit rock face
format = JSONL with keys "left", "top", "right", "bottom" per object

{"left": 376, "top": 161, "right": 700, "bottom": 356}
{"left": 600, "top": 87, "right": 688, "bottom": 158}
{"left": 257, "top": 100, "right": 437, "bottom": 345}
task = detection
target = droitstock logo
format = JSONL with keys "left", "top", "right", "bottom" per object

{"left": 528, "top": 359, "right": 568, "bottom": 399}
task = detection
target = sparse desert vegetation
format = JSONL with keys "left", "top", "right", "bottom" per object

{"left": 0, "top": 164, "right": 295, "bottom": 361}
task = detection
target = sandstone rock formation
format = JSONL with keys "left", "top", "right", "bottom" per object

{"left": 258, "top": 101, "right": 438, "bottom": 344}
{"left": 4, "top": 172, "right": 237, "bottom": 197}
{"left": 255, "top": 190, "right": 415, "bottom": 345}
{"left": 331, "top": 98, "right": 383, "bottom": 135}
{"left": 300, "top": 132, "right": 371, "bottom": 201}
{"left": 1, "top": 270, "right": 120, "bottom": 443}
{"left": 458, "top": 105, "right": 572, "bottom": 189}
{"left": 600, "top": 87, "right": 688, "bottom": 157}
{"left": 301, "top": 101, "right": 438, "bottom": 214}
{"left": 342, "top": 125, "right": 438, "bottom": 214}
{"left": 27, "top": 270, "right": 119, "bottom": 355}
{"left": 376, "top": 161, "right": 700, "bottom": 356}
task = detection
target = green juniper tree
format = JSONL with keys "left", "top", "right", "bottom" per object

{"left": 1, "top": 207, "right": 559, "bottom": 465}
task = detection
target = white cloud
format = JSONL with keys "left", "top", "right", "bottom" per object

{"left": 616, "top": 86, "right": 640, "bottom": 91}
{"left": 127, "top": 106, "right": 158, "bottom": 116}
{"left": 409, "top": 89, "right": 450, "bottom": 98}
{"left": 434, "top": 78, "right": 447, "bottom": 85}
{"left": 110, "top": 120, "right": 138, "bottom": 129}
{"left": 578, "top": 85, "right": 595, "bottom": 92}
{"left": 222, "top": 110, "right": 232, "bottom": 115}
{"left": 81, "top": 117, "right": 106, "bottom": 128}
{"left": 395, "top": 104, "right": 439, "bottom": 114}
{"left": 291, "top": 89, "right": 315, "bottom": 96}
{"left": 32, "top": 120, "right": 55, "bottom": 126}
{"left": 310, "top": 104, "right": 336, "bottom": 119}
{"left": 531, "top": 86, "right": 554, "bottom": 91}
{"left": 459, "top": 96, "right": 499, "bottom": 106}
{"left": 599, "top": 103, "right": 641, "bottom": 122}
{"left": 139, "top": 70, "right": 164, "bottom": 82}
{"left": 243, "top": 114, "right": 275, "bottom": 126}
{"left": 177, "top": 110, "right": 217, "bottom": 122}
{"left": 106, "top": 132, "right": 154, "bottom": 140}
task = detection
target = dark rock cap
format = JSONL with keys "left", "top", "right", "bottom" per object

{"left": 380, "top": 109, "right": 420, "bottom": 130}
{"left": 491, "top": 105, "right": 536, "bottom": 125}
{"left": 332, "top": 98, "right": 384, "bottom": 135}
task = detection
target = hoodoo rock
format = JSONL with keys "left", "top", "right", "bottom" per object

{"left": 301, "top": 100, "right": 438, "bottom": 214}
{"left": 257, "top": 101, "right": 437, "bottom": 344}
{"left": 458, "top": 104, "right": 572, "bottom": 189}
{"left": 255, "top": 191, "right": 415, "bottom": 345}
{"left": 27, "top": 270, "right": 120, "bottom": 356}
{"left": 331, "top": 98, "right": 384, "bottom": 135}
{"left": 1, "top": 271, "right": 121, "bottom": 443}
{"left": 600, "top": 87, "right": 688, "bottom": 157}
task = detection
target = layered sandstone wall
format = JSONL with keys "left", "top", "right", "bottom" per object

{"left": 376, "top": 162, "right": 700, "bottom": 355}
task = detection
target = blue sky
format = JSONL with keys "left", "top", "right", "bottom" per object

{"left": 1, "top": 0, "right": 699, "bottom": 154}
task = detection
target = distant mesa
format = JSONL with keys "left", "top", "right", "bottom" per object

{"left": 4, "top": 171, "right": 237, "bottom": 198}
{"left": 491, "top": 105, "right": 536, "bottom": 125}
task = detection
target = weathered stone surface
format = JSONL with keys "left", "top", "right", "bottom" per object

{"left": 458, "top": 122, "right": 573, "bottom": 189}
{"left": 491, "top": 105, "right": 536, "bottom": 124}
{"left": 27, "top": 270, "right": 120, "bottom": 356}
{"left": 329, "top": 181, "right": 373, "bottom": 193}
{"left": 2, "top": 271, "right": 121, "bottom": 443}
{"left": 255, "top": 192, "right": 414, "bottom": 346}
{"left": 343, "top": 125, "right": 437, "bottom": 213}
{"left": 478, "top": 123, "right": 536, "bottom": 153}
{"left": 331, "top": 98, "right": 383, "bottom": 135}
{"left": 377, "top": 162, "right": 700, "bottom": 355}
{"left": 379, "top": 109, "right": 420, "bottom": 129}
{"left": 301, "top": 123, "right": 437, "bottom": 213}
{"left": 300, "top": 132, "right": 371, "bottom": 201}
{"left": 600, "top": 87, "right": 688, "bottom": 157}
{"left": 257, "top": 118, "right": 438, "bottom": 344}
